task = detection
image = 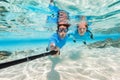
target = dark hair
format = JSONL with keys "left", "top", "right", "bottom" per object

{"left": 57, "top": 10, "right": 70, "bottom": 31}
{"left": 57, "top": 24, "right": 70, "bottom": 30}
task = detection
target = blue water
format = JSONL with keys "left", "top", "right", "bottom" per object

{"left": 0, "top": 0, "right": 120, "bottom": 80}
{"left": 0, "top": 33, "right": 120, "bottom": 51}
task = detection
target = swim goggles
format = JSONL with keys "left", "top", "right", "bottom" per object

{"left": 58, "top": 28, "right": 68, "bottom": 33}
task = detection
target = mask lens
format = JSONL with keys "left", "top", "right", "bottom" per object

{"left": 58, "top": 28, "right": 68, "bottom": 32}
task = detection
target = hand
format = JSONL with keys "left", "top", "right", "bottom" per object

{"left": 50, "top": 43, "right": 56, "bottom": 50}
{"left": 83, "top": 41, "right": 87, "bottom": 45}
{"left": 50, "top": 43, "right": 60, "bottom": 56}
{"left": 73, "top": 39, "right": 76, "bottom": 43}
{"left": 90, "top": 34, "right": 94, "bottom": 39}
{"left": 53, "top": 47, "right": 60, "bottom": 56}
{"left": 50, "top": 50, "right": 58, "bottom": 55}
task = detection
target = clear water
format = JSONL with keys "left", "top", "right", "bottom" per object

{"left": 0, "top": 0, "right": 120, "bottom": 80}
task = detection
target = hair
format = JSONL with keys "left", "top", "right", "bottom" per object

{"left": 57, "top": 10, "right": 70, "bottom": 32}
{"left": 57, "top": 24, "right": 70, "bottom": 30}
{"left": 77, "top": 23, "right": 88, "bottom": 30}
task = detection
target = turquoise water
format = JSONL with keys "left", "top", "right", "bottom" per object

{"left": 0, "top": 0, "right": 120, "bottom": 80}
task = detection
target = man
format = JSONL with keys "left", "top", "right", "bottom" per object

{"left": 47, "top": 23, "right": 70, "bottom": 55}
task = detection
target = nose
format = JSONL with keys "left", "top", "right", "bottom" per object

{"left": 81, "top": 28, "right": 84, "bottom": 32}
{"left": 60, "top": 32, "right": 66, "bottom": 37}
{"left": 61, "top": 31, "right": 66, "bottom": 33}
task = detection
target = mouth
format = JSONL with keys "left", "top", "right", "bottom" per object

{"left": 61, "top": 34, "right": 65, "bottom": 38}
{"left": 79, "top": 32, "right": 84, "bottom": 35}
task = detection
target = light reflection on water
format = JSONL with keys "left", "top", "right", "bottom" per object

{"left": 0, "top": 45, "right": 120, "bottom": 80}
{"left": 0, "top": 0, "right": 120, "bottom": 80}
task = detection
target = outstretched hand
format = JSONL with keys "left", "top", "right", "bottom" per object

{"left": 50, "top": 50, "right": 58, "bottom": 55}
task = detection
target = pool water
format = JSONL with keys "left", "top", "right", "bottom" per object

{"left": 0, "top": 0, "right": 120, "bottom": 80}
